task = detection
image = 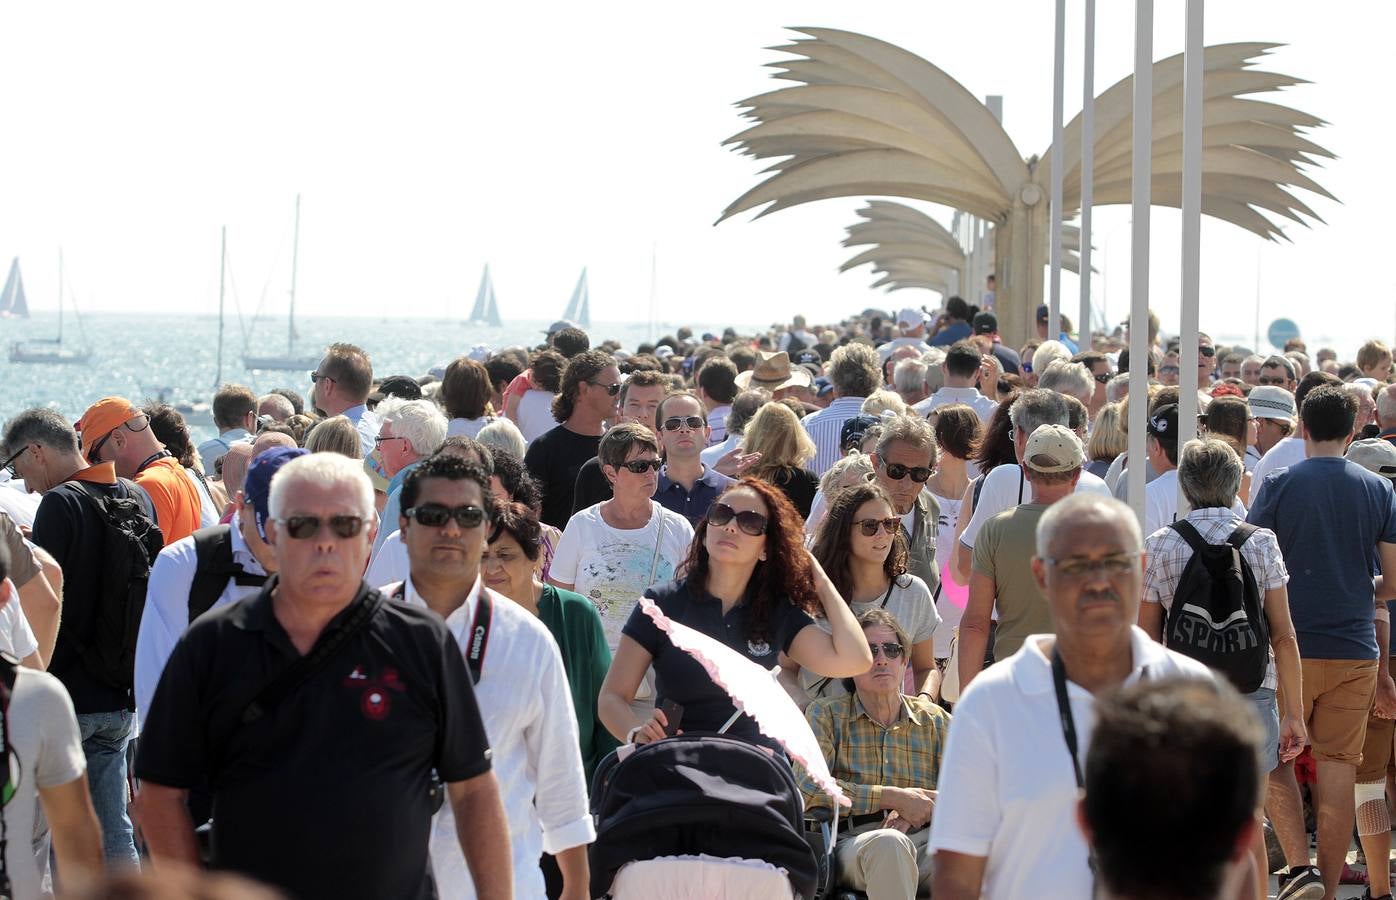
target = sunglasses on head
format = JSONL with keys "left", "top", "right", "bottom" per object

{"left": 869, "top": 641, "right": 905, "bottom": 660}
{"left": 87, "top": 415, "right": 150, "bottom": 463}
{"left": 406, "top": 504, "right": 486, "bottom": 528}
{"left": 708, "top": 502, "right": 768, "bottom": 536}
{"left": 588, "top": 380, "right": 622, "bottom": 396}
{"left": 881, "top": 461, "right": 932, "bottom": 483}
{"left": 662, "top": 416, "right": 705, "bottom": 432}
{"left": 277, "top": 515, "right": 366, "bottom": 540}
{"left": 617, "top": 457, "right": 663, "bottom": 474}
{"left": 856, "top": 516, "right": 900, "bottom": 537}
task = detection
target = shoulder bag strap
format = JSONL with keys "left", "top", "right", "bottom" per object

{"left": 647, "top": 504, "right": 665, "bottom": 585}
{"left": 1168, "top": 518, "right": 1209, "bottom": 556}
{"left": 878, "top": 580, "right": 896, "bottom": 609}
{"left": 1226, "top": 522, "right": 1259, "bottom": 551}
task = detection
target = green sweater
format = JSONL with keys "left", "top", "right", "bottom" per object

{"left": 537, "top": 585, "right": 619, "bottom": 783}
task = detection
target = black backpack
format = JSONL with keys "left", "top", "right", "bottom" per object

{"left": 69, "top": 479, "right": 164, "bottom": 691}
{"left": 1163, "top": 520, "right": 1269, "bottom": 693}
{"left": 187, "top": 525, "right": 267, "bottom": 624}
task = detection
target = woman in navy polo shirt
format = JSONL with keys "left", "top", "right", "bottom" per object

{"left": 600, "top": 478, "right": 873, "bottom": 747}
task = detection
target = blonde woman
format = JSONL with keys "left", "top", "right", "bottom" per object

{"left": 860, "top": 389, "right": 908, "bottom": 418}
{"left": 741, "top": 401, "right": 821, "bottom": 518}
{"left": 1086, "top": 402, "right": 1126, "bottom": 480}
{"left": 303, "top": 415, "right": 363, "bottom": 459}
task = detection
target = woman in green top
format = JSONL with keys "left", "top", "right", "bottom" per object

{"left": 481, "top": 499, "right": 619, "bottom": 781}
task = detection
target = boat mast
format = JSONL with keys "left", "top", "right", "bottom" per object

{"left": 288, "top": 194, "right": 300, "bottom": 356}
{"left": 57, "top": 248, "right": 64, "bottom": 344}
{"left": 216, "top": 225, "right": 227, "bottom": 388}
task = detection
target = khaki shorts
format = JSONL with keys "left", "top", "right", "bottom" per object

{"left": 1301, "top": 658, "right": 1379, "bottom": 765}
{"left": 1358, "top": 711, "right": 1396, "bottom": 783}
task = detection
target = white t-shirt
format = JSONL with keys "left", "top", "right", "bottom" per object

{"left": 183, "top": 466, "right": 221, "bottom": 528}
{"left": 929, "top": 627, "right": 1212, "bottom": 899}
{"left": 1142, "top": 469, "right": 1248, "bottom": 537}
{"left": 1249, "top": 436, "right": 1306, "bottom": 506}
{"left": 801, "top": 574, "right": 940, "bottom": 700}
{"left": 5, "top": 667, "right": 86, "bottom": 900}
{"left": 516, "top": 390, "right": 558, "bottom": 444}
{"left": 0, "top": 586, "right": 39, "bottom": 660}
{"left": 550, "top": 501, "right": 694, "bottom": 648}
{"left": 447, "top": 416, "right": 492, "bottom": 439}
{"left": 959, "top": 464, "right": 1112, "bottom": 550}
{"left": 912, "top": 386, "right": 998, "bottom": 425}
{"left": 364, "top": 529, "right": 410, "bottom": 590}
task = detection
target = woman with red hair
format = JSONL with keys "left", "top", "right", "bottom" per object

{"left": 600, "top": 478, "right": 873, "bottom": 748}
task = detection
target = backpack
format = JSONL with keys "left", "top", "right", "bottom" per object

{"left": 69, "top": 479, "right": 164, "bottom": 691}
{"left": 187, "top": 525, "right": 267, "bottom": 624}
{"left": 1163, "top": 520, "right": 1269, "bottom": 693}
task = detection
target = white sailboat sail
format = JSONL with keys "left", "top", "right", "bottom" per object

{"left": 562, "top": 267, "right": 590, "bottom": 328}
{"left": 0, "top": 259, "right": 29, "bottom": 318}
{"left": 485, "top": 280, "right": 502, "bottom": 327}
{"left": 468, "top": 265, "right": 492, "bottom": 323}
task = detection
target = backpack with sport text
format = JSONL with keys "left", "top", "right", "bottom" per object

{"left": 1163, "top": 519, "right": 1269, "bottom": 693}
{"left": 69, "top": 479, "right": 164, "bottom": 691}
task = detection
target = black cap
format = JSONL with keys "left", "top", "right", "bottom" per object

{"left": 1036, "top": 304, "right": 1050, "bottom": 322}
{"left": 972, "top": 311, "right": 998, "bottom": 335}
{"left": 840, "top": 414, "right": 881, "bottom": 453}
{"left": 1147, "top": 403, "right": 1179, "bottom": 442}
{"left": 372, "top": 375, "right": 423, "bottom": 402}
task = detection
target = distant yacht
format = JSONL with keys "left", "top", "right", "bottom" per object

{"left": 10, "top": 251, "right": 93, "bottom": 365}
{"left": 560, "top": 268, "right": 590, "bottom": 329}
{"left": 467, "top": 265, "right": 502, "bottom": 327}
{"left": 0, "top": 258, "right": 30, "bottom": 318}
{"left": 244, "top": 195, "right": 321, "bottom": 372}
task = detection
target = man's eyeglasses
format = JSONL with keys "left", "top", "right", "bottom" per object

{"left": 856, "top": 516, "right": 900, "bottom": 537}
{"left": 662, "top": 416, "right": 706, "bottom": 432}
{"left": 276, "top": 515, "right": 366, "bottom": 540}
{"left": 588, "top": 380, "right": 622, "bottom": 397}
{"left": 405, "top": 504, "right": 486, "bottom": 529}
{"left": 868, "top": 642, "right": 905, "bottom": 660}
{"left": 88, "top": 415, "right": 150, "bottom": 463}
{"left": 617, "top": 458, "right": 663, "bottom": 475}
{"left": 374, "top": 435, "right": 408, "bottom": 447}
{"left": 1041, "top": 552, "right": 1139, "bottom": 579}
{"left": 707, "top": 502, "right": 768, "bottom": 536}
{"left": 2, "top": 446, "right": 27, "bottom": 479}
{"left": 881, "top": 461, "right": 932, "bottom": 483}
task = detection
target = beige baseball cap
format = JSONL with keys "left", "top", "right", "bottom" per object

{"left": 1024, "top": 424, "right": 1085, "bottom": 473}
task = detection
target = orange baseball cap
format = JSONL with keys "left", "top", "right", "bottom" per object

{"left": 77, "top": 397, "right": 139, "bottom": 457}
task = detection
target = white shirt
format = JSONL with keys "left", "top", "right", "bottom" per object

{"left": 959, "top": 464, "right": 1112, "bottom": 550}
{"left": 134, "top": 514, "right": 268, "bottom": 726}
{"left": 342, "top": 403, "right": 380, "bottom": 457}
{"left": 0, "top": 582, "right": 39, "bottom": 660}
{"left": 365, "top": 528, "right": 410, "bottom": 589}
{"left": 4, "top": 667, "right": 86, "bottom": 900}
{"left": 700, "top": 432, "right": 742, "bottom": 469}
{"left": 516, "top": 390, "right": 558, "bottom": 444}
{"left": 929, "top": 627, "right": 1212, "bottom": 899}
{"left": 1142, "top": 468, "right": 1247, "bottom": 537}
{"left": 197, "top": 428, "right": 252, "bottom": 474}
{"left": 877, "top": 335, "right": 933, "bottom": 362}
{"left": 0, "top": 482, "right": 41, "bottom": 529}
{"left": 1249, "top": 436, "right": 1306, "bottom": 505}
{"left": 707, "top": 404, "right": 732, "bottom": 445}
{"left": 912, "top": 386, "right": 998, "bottom": 424}
{"left": 391, "top": 577, "right": 593, "bottom": 900}
{"left": 447, "top": 416, "right": 492, "bottom": 439}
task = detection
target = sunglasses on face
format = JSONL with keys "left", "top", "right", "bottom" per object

{"left": 881, "top": 461, "right": 932, "bottom": 483}
{"left": 1093, "top": 372, "right": 1111, "bottom": 384}
{"left": 2, "top": 445, "right": 27, "bottom": 479}
{"left": 406, "top": 504, "right": 486, "bottom": 528}
{"left": 309, "top": 371, "right": 336, "bottom": 385}
{"left": 88, "top": 415, "right": 150, "bottom": 463}
{"left": 662, "top": 416, "right": 706, "bottom": 432}
{"left": 588, "top": 380, "right": 622, "bottom": 396}
{"left": 617, "top": 457, "right": 663, "bottom": 474}
{"left": 1198, "top": 345, "right": 1216, "bottom": 358}
{"left": 1159, "top": 366, "right": 1180, "bottom": 376}
{"left": 277, "top": 515, "right": 367, "bottom": 540}
{"left": 856, "top": 516, "right": 900, "bottom": 537}
{"left": 869, "top": 642, "right": 905, "bottom": 660}
{"left": 708, "top": 501, "right": 768, "bottom": 536}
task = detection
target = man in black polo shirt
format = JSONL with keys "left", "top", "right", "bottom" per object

{"left": 136, "top": 452, "right": 511, "bottom": 899}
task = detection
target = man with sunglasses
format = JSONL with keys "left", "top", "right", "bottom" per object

{"left": 799, "top": 609, "right": 950, "bottom": 900}
{"left": 384, "top": 455, "right": 593, "bottom": 900}
{"left": 652, "top": 391, "right": 733, "bottom": 526}
{"left": 525, "top": 350, "right": 621, "bottom": 529}
{"left": 136, "top": 452, "right": 510, "bottom": 900}
{"left": 870, "top": 416, "right": 941, "bottom": 599}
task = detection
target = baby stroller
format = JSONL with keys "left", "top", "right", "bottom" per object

{"left": 589, "top": 734, "right": 821, "bottom": 899}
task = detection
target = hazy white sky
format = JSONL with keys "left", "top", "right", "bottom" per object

{"left": 1, "top": 1, "right": 1390, "bottom": 350}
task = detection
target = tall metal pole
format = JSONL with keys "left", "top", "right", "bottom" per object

{"left": 1177, "top": 0, "right": 1205, "bottom": 488}
{"left": 1047, "top": 0, "right": 1066, "bottom": 342}
{"left": 215, "top": 226, "right": 226, "bottom": 389}
{"left": 1126, "top": 0, "right": 1153, "bottom": 527}
{"left": 1078, "top": 0, "right": 1096, "bottom": 346}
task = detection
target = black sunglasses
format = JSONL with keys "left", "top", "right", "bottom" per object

{"left": 869, "top": 642, "right": 905, "bottom": 660}
{"left": 406, "top": 504, "right": 486, "bottom": 529}
{"left": 662, "top": 416, "right": 706, "bottom": 432}
{"left": 856, "top": 516, "right": 900, "bottom": 537}
{"left": 588, "top": 380, "right": 622, "bottom": 396}
{"left": 2, "top": 445, "right": 27, "bottom": 479}
{"left": 881, "top": 461, "right": 932, "bottom": 483}
{"left": 278, "top": 515, "right": 366, "bottom": 540}
{"left": 309, "top": 371, "right": 336, "bottom": 384}
{"left": 617, "top": 458, "right": 663, "bottom": 474}
{"left": 708, "top": 502, "right": 768, "bottom": 536}
{"left": 1093, "top": 372, "right": 1112, "bottom": 384}
{"left": 1199, "top": 345, "right": 1216, "bottom": 358}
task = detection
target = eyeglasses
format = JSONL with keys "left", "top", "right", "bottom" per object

{"left": 856, "top": 516, "right": 900, "bottom": 537}
{"left": 1093, "top": 372, "right": 1112, "bottom": 384}
{"left": 374, "top": 435, "right": 408, "bottom": 446}
{"left": 1257, "top": 376, "right": 1289, "bottom": 386}
{"left": 881, "top": 461, "right": 932, "bottom": 483}
{"left": 88, "top": 415, "right": 150, "bottom": 463}
{"left": 1198, "top": 345, "right": 1217, "bottom": 358}
{"left": 405, "top": 504, "right": 486, "bottom": 529}
{"left": 1159, "top": 366, "right": 1180, "bottom": 376}
{"left": 868, "top": 642, "right": 905, "bottom": 660}
{"left": 617, "top": 457, "right": 663, "bottom": 474}
{"left": 707, "top": 502, "right": 768, "bottom": 536}
{"left": 276, "top": 515, "right": 367, "bottom": 540}
{"left": 2, "top": 445, "right": 27, "bottom": 479}
{"left": 662, "top": 416, "right": 706, "bottom": 432}
{"left": 309, "top": 371, "right": 336, "bottom": 384}
{"left": 588, "top": 380, "right": 622, "bottom": 396}
{"left": 1041, "top": 552, "right": 1139, "bottom": 579}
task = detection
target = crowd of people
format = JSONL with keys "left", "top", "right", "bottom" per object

{"left": 0, "top": 304, "right": 1394, "bottom": 900}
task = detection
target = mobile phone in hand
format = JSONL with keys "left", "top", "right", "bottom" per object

{"left": 660, "top": 700, "right": 684, "bottom": 736}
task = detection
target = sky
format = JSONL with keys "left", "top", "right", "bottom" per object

{"left": 1, "top": 1, "right": 1391, "bottom": 351}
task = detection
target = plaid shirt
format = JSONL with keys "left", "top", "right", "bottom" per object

{"left": 1142, "top": 506, "right": 1288, "bottom": 689}
{"left": 797, "top": 691, "right": 950, "bottom": 815}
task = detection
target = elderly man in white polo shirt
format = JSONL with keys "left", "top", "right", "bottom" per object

{"left": 931, "top": 494, "right": 1210, "bottom": 900}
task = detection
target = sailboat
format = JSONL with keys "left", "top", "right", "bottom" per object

{"left": 0, "top": 259, "right": 30, "bottom": 318}
{"left": 467, "top": 265, "right": 502, "bottom": 327}
{"left": 560, "top": 267, "right": 591, "bottom": 328}
{"left": 244, "top": 195, "right": 321, "bottom": 372}
{"left": 10, "top": 251, "right": 93, "bottom": 364}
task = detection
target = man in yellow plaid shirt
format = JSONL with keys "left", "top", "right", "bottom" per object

{"left": 797, "top": 608, "right": 951, "bottom": 900}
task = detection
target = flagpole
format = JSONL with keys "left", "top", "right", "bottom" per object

{"left": 1127, "top": 0, "right": 1153, "bottom": 527}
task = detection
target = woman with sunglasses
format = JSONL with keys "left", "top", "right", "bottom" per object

{"left": 790, "top": 482, "right": 939, "bottom": 705}
{"left": 738, "top": 401, "right": 820, "bottom": 518}
{"left": 600, "top": 478, "right": 873, "bottom": 748}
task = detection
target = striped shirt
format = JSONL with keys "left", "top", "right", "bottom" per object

{"left": 801, "top": 397, "right": 869, "bottom": 476}
{"left": 797, "top": 691, "right": 950, "bottom": 815}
